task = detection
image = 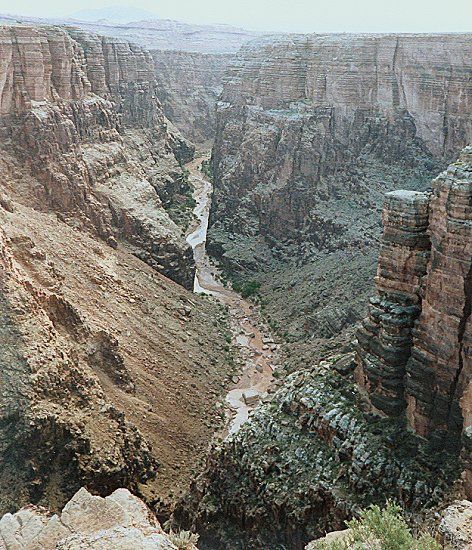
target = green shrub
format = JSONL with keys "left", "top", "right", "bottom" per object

{"left": 239, "top": 280, "right": 261, "bottom": 298}
{"left": 313, "top": 502, "right": 440, "bottom": 550}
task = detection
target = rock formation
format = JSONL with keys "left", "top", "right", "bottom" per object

{"left": 357, "top": 147, "right": 471, "bottom": 492}
{"left": 0, "top": 487, "right": 197, "bottom": 549}
{"left": 0, "top": 25, "right": 194, "bottom": 289}
{"left": 152, "top": 50, "right": 233, "bottom": 146}
{"left": 0, "top": 24, "right": 236, "bottom": 516}
{"left": 207, "top": 32, "right": 472, "bottom": 358}
{"left": 0, "top": 14, "right": 265, "bottom": 54}
{"left": 173, "top": 150, "right": 471, "bottom": 548}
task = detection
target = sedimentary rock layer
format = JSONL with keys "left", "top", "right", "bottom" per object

{"left": 355, "top": 190, "right": 431, "bottom": 415}
{"left": 0, "top": 25, "right": 194, "bottom": 288}
{"left": 207, "top": 31, "right": 472, "bottom": 354}
{"left": 405, "top": 147, "right": 472, "bottom": 453}
{"left": 152, "top": 50, "right": 233, "bottom": 145}
{"left": 357, "top": 148, "right": 471, "bottom": 494}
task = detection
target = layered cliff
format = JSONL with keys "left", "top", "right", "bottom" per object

{"left": 0, "top": 25, "right": 194, "bottom": 288}
{"left": 207, "top": 33, "right": 472, "bottom": 359}
{"left": 152, "top": 50, "right": 233, "bottom": 146}
{"left": 0, "top": 13, "right": 265, "bottom": 54}
{"left": 357, "top": 146, "right": 472, "bottom": 485}
{"left": 174, "top": 151, "right": 471, "bottom": 548}
{"left": 0, "top": 25, "right": 236, "bottom": 516}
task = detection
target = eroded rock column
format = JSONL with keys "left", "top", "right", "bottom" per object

{"left": 405, "top": 147, "right": 472, "bottom": 454}
{"left": 356, "top": 190, "right": 431, "bottom": 415}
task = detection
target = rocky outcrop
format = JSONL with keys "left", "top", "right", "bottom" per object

{"left": 439, "top": 500, "right": 472, "bottom": 549}
{"left": 174, "top": 356, "right": 459, "bottom": 549}
{"left": 356, "top": 147, "right": 471, "bottom": 493}
{"left": 207, "top": 32, "right": 472, "bottom": 351}
{"left": 355, "top": 190, "right": 431, "bottom": 416}
{"left": 152, "top": 50, "right": 233, "bottom": 146}
{"left": 0, "top": 487, "right": 196, "bottom": 549}
{"left": 405, "top": 149, "right": 472, "bottom": 452}
{"left": 0, "top": 25, "right": 195, "bottom": 288}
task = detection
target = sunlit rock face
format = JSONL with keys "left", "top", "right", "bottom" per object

{"left": 0, "top": 24, "right": 235, "bottom": 517}
{"left": 0, "top": 25, "right": 195, "bottom": 288}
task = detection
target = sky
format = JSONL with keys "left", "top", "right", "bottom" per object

{"left": 0, "top": 0, "right": 471, "bottom": 33}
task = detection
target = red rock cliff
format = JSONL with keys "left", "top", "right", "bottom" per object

{"left": 356, "top": 146, "right": 472, "bottom": 495}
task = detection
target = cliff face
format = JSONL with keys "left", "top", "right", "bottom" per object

{"left": 0, "top": 25, "right": 235, "bottom": 515}
{"left": 357, "top": 147, "right": 472, "bottom": 487}
{"left": 174, "top": 151, "right": 471, "bottom": 548}
{"left": 0, "top": 25, "right": 194, "bottom": 289}
{"left": 152, "top": 50, "right": 233, "bottom": 146}
{"left": 207, "top": 32, "right": 472, "bottom": 358}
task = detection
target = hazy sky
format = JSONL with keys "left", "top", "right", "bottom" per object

{"left": 1, "top": 0, "right": 471, "bottom": 33}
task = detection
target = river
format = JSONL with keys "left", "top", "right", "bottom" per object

{"left": 185, "top": 155, "right": 277, "bottom": 436}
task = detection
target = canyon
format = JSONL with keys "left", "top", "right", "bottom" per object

{"left": 0, "top": 17, "right": 470, "bottom": 550}
{"left": 207, "top": 33, "right": 472, "bottom": 367}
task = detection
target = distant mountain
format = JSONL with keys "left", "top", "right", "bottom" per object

{"left": 70, "top": 6, "right": 158, "bottom": 24}
{"left": 0, "top": 10, "right": 267, "bottom": 54}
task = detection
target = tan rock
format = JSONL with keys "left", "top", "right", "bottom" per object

{"left": 0, "top": 488, "right": 194, "bottom": 550}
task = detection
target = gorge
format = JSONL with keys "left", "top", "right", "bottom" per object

{"left": 0, "top": 16, "right": 471, "bottom": 550}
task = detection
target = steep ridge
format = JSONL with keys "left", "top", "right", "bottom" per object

{"left": 207, "top": 33, "right": 472, "bottom": 363}
{"left": 0, "top": 25, "right": 236, "bottom": 516}
{"left": 173, "top": 150, "right": 471, "bottom": 549}
{"left": 152, "top": 50, "right": 234, "bottom": 147}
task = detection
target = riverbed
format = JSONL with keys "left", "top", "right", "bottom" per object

{"left": 186, "top": 155, "right": 277, "bottom": 436}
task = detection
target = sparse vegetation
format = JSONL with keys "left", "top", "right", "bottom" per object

{"left": 168, "top": 529, "right": 200, "bottom": 549}
{"left": 232, "top": 279, "right": 261, "bottom": 298}
{"left": 313, "top": 502, "right": 440, "bottom": 550}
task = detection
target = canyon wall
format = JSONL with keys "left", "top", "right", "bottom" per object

{"left": 357, "top": 146, "right": 472, "bottom": 484}
{"left": 152, "top": 50, "right": 233, "bottom": 146}
{"left": 0, "top": 25, "right": 235, "bottom": 515}
{"left": 175, "top": 150, "right": 471, "bottom": 548}
{"left": 0, "top": 24, "right": 194, "bottom": 288}
{"left": 0, "top": 13, "right": 264, "bottom": 54}
{"left": 207, "top": 33, "right": 472, "bottom": 359}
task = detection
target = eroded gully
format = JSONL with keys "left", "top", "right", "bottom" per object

{"left": 185, "top": 155, "right": 277, "bottom": 436}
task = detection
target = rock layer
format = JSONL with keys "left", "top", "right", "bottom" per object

{"left": 0, "top": 25, "right": 195, "bottom": 289}
{"left": 174, "top": 152, "right": 471, "bottom": 547}
{"left": 0, "top": 25, "right": 235, "bottom": 515}
{"left": 355, "top": 190, "right": 431, "bottom": 416}
{"left": 152, "top": 50, "right": 233, "bottom": 146}
{"left": 207, "top": 32, "right": 472, "bottom": 352}
{"left": 356, "top": 147, "right": 472, "bottom": 493}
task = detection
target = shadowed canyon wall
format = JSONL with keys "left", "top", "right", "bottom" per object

{"left": 207, "top": 33, "right": 472, "bottom": 363}
{"left": 152, "top": 50, "right": 234, "bottom": 147}
{"left": 175, "top": 150, "right": 471, "bottom": 549}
